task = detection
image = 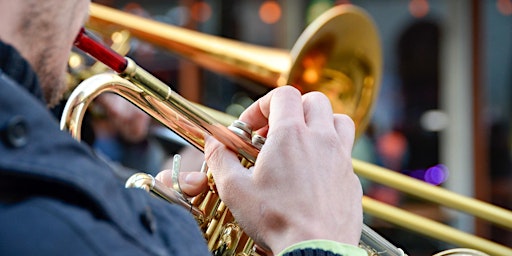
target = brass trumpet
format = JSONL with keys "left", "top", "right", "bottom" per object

{"left": 63, "top": 15, "right": 404, "bottom": 256}
{"left": 61, "top": 3, "right": 512, "bottom": 256}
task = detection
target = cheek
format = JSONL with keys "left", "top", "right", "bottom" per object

{"left": 64, "top": 1, "right": 90, "bottom": 46}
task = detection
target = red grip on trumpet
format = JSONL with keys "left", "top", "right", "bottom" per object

{"left": 74, "top": 28, "right": 128, "bottom": 73}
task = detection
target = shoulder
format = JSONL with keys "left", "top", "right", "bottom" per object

{"left": 0, "top": 197, "right": 147, "bottom": 255}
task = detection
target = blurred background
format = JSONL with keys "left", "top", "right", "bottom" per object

{"left": 68, "top": 0, "right": 511, "bottom": 255}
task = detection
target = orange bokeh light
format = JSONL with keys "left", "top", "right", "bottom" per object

{"left": 259, "top": 1, "right": 282, "bottom": 24}
{"left": 191, "top": 2, "right": 212, "bottom": 23}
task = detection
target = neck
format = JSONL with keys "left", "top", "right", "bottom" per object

{"left": 0, "top": 2, "right": 29, "bottom": 62}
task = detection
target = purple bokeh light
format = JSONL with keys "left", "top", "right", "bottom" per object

{"left": 425, "top": 164, "right": 448, "bottom": 185}
{"left": 405, "top": 164, "right": 449, "bottom": 185}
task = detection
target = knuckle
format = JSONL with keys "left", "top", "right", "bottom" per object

{"left": 336, "top": 114, "right": 355, "bottom": 130}
{"left": 275, "top": 85, "right": 301, "bottom": 99}
{"left": 303, "top": 91, "right": 328, "bottom": 101}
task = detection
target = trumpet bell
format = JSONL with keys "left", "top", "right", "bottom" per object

{"left": 86, "top": 3, "right": 381, "bottom": 138}
{"left": 288, "top": 5, "right": 381, "bottom": 138}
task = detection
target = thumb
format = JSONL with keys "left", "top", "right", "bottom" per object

{"left": 155, "top": 170, "right": 207, "bottom": 197}
{"left": 180, "top": 172, "right": 208, "bottom": 196}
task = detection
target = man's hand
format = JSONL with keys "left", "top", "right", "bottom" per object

{"left": 204, "top": 86, "right": 363, "bottom": 254}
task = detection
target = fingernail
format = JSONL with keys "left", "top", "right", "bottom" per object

{"left": 184, "top": 172, "right": 204, "bottom": 185}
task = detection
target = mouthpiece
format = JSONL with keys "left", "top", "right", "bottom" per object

{"left": 74, "top": 28, "right": 128, "bottom": 73}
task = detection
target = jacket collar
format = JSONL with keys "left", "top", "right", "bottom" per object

{"left": 0, "top": 40, "right": 45, "bottom": 104}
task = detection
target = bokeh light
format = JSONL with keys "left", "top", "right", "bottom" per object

{"left": 307, "top": 1, "right": 332, "bottom": 24}
{"left": 420, "top": 110, "right": 449, "bottom": 132}
{"left": 408, "top": 164, "right": 448, "bottom": 185}
{"left": 425, "top": 164, "right": 448, "bottom": 185}
{"left": 68, "top": 53, "right": 84, "bottom": 70}
{"left": 259, "top": 1, "right": 282, "bottom": 24}
{"left": 190, "top": 2, "right": 212, "bottom": 23}
{"left": 409, "top": 0, "right": 430, "bottom": 18}
{"left": 497, "top": 0, "right": 512, "bottom": 15}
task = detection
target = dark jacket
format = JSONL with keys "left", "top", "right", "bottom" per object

{"left": 0, "top": 41, "right": 209, "bottom": 256}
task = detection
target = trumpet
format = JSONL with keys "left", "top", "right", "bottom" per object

{"left": 60, "top": 3, "right": 512, "bottom": 256}
{"left": 63, "top": 27, "right": 405, "bottom": 256}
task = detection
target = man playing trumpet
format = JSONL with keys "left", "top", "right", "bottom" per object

{"left": 0, "top": 1, "right": 365, "bottom": 255}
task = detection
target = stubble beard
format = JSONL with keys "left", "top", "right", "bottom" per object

{"left": 19, "top": 1, "right": 72, "bottom": 108}
{"left": 32, "top": 46, "right": 68, "bottom": 108}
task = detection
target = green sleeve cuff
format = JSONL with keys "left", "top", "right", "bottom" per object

{"left": 276, "top": 240, "right": 368, "bottom": 256}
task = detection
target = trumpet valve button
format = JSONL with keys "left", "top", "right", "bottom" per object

{"left": 251, "top": 134, "right": 266, "bottom": 150}
{"left": 228, "top": 120, "right": 252, "bottom": 141}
